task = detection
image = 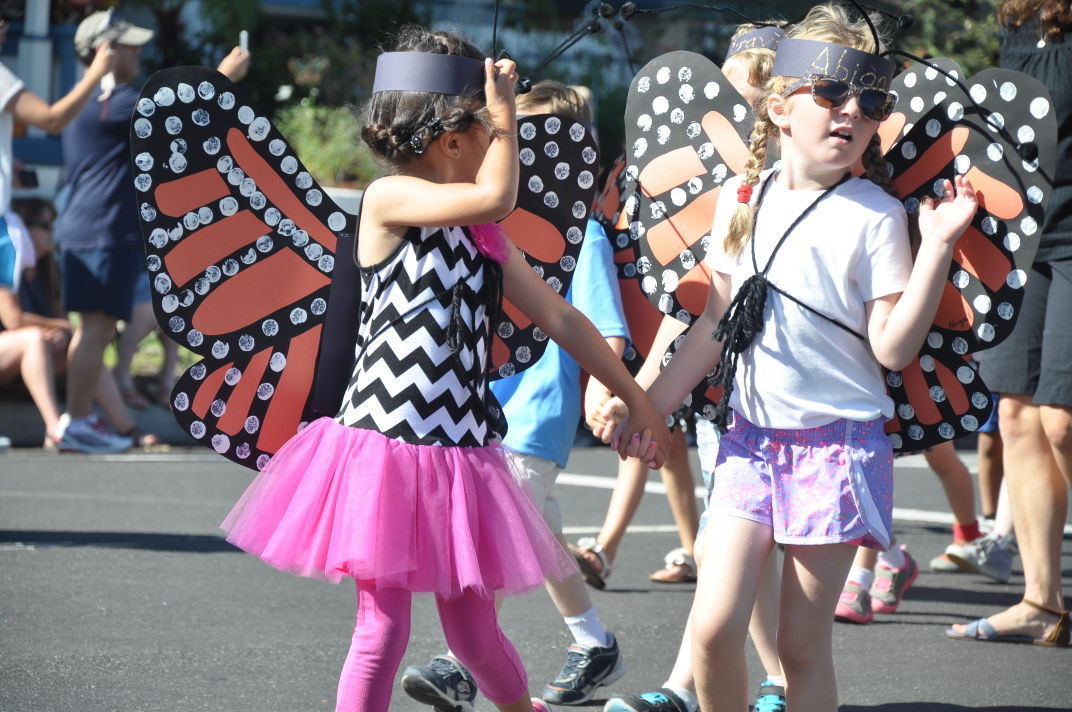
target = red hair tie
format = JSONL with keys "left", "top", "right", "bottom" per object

{"left": 737, "top": 183, "right": 753, "bottom": 203}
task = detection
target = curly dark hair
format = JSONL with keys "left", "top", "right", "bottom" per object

{"left": 359, "top": 26, "right": 495, "bottom": 168}
{"left": 998, "top": 0, "right": 1072, "bottom": 38}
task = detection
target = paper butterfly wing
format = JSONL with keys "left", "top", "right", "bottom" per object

{"left": 593, "top": 154, "right": 657, "bottom": 373}
{"left": 131, "top": 66, "right": 358, "bottom": 469}
{"left": 876, "top": 58, "right": 1057, "bottom": 450}
{"left": 490, "top": 113, "right": 600, "bottom": 378}
{"left": 623, "top": 51, "right": 753, "bottom": 325}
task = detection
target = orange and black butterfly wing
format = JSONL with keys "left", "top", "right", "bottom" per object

{"left": 623, "top": 51, "right": 753, "bottom": 324}
{"left": 593, "top": 153, "right": 653, "bottom": 374}
{"left": 131, "top": 66, "right": 358, "bottom": 469}
{"left": 621, "top": 51, "right": 750, "bottom": 415}
{"left": 490, "top": 113, "right": 599, "bottom": 378}
{"left": 877, "top": 58, "right": 1057, "bottom": 450}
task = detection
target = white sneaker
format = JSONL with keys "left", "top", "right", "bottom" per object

{"left": 58, "top": 415, "right": 133, "bottom": 454}
{"left": 945, "top": 533, "right": 1016, "bottom": 584}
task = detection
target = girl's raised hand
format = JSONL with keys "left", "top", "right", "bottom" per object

{"left": 484, "top": 57, "right": 518, "bottom": 125}
{"left": 917, "top": 174, "right": 978, "bottom": 247}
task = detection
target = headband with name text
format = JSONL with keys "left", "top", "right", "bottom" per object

{"left": 725, "top": 26, "right": 786, "bottom": 61}
{"left": 772, "top": 38, "right": 897, "bottom": 88}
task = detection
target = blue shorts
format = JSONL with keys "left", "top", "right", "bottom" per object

{"left": 977, "top": 393, "right": 1000, "bottom": 434}
{"left": 61, "top": 245, "right": 145, "bottom": 321}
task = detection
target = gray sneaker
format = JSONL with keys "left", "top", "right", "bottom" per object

{"left": 401, "top": 655, "right": 478, "bottom": 712}
{"left": 542, "top": 633, "right": 625, "bottom": 705}
{"left": 58, "top": 415, "right": 133, "bottom": 454}
{"left": 946, "top": 533, "right": 1015, "bottom": 583}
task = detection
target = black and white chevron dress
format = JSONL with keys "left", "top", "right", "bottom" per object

{"left": 221, "top": 223, "right": 575, "bottom": 596}
{"left": 335, "top": 224, "right": 506, "bottom": 447}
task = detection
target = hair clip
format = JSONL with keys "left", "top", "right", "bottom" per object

{"left": 408, "top": 117, "right": 445, "bottom": 155}
{"left": 737, "top": 183, "right": 753, "bottom": 203}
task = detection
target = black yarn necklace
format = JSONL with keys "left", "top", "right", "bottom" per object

{"left": 710, "top": 171, "right": 855, "bottom": 431}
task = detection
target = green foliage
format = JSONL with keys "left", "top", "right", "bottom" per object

{"left": 273, "top": 103, "right": 381, "bottom": 187}
{"left": 897, "top": 0, "right": 1003, "bottom": 75}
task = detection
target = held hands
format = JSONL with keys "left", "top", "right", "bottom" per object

{"left": 588, "top": 396, "right": 628, "bottom": 443}
{"left": 917, "top": 174, "right": 978, "bottom": 248}
{"left": 484, "top": 57, "right": 518, "bottom": 126}
{"left": 609, "top": 397, "right": 671, "bottom": 470}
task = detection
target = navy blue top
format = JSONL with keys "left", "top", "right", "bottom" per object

{"left": 1001, "top": 20, "right": 1072, "bottom": 263}
{"left": 55, "top": 84, "right": 143, "bottom": 251}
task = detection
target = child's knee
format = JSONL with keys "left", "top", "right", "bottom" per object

{"left": 776, "top": 627, "right": 823, "bottom": 672}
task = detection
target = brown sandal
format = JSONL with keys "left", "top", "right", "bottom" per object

{"left": 1022, "top": 599, "right": 1070, "bottom": 647}
{"left": 946, "top": 599, "right": 1069, "bottom": 647}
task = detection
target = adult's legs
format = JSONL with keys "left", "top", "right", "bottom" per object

{"left": 950, "top": 395, "right": 1067, "bottom": 638}
{"left": 0, "top": 328, "right": 63, "bottom": 438}
{"left": 777, "top": 543, "right": 857, "bottom": 712}
{"left": 976, "top": 430, "right": 1004, "bottom": 519}
{"left": 113, "top": 298, "right": 157, "bottom": 404}
{"left": 65, "top": 310, "right": 119, "bottom": 419}
{"left": 336, "top": 581, "right": 413, "bottom": 712}
{"left": 690, "top": 515, "right": 774, "bottom": 712}
{"left": 437, "top": 589, "right": 533, "bottom": 712}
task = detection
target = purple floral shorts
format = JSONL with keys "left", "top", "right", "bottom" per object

{"left": 708, "top": 412, "right": 894, "bottom": 550}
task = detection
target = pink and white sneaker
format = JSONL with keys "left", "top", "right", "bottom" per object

{"left": 532, "top": 699, "right": 553, "bottom": 712}
{"left": 834, "top": 582, "right": 873, "bottom": 624}
{"left": 871, "top": 547, "right": 919, "bottom": 614}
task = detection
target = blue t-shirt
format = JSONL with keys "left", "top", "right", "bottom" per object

{"left": 55, "top": 84, "right": 143, "bottom": 251}
{"left": 490, "top": 218, "right": 629, "bottom": 467}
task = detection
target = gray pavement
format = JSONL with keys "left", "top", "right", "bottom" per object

{"left": 1, "top": 446, "right": 1070, "bottom": 712}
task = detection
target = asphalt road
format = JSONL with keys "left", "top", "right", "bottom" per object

{"left": 1, "top": 446, "right": 1069, "bottom": 712}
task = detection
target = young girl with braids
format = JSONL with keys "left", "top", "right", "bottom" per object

{"left": 613, "top": 4, "right": 977, "bottom": 711}
{"left": 221, "top": 26, "right": 670, "bottom": 712}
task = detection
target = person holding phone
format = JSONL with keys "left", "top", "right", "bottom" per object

{"left": 51, "top": 10, "right": 250, "bottom": 453}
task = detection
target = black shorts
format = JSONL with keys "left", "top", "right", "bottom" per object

{"left": 979, "top": 259, "right": 1072, "bottom": 408}
{"left": 61, "top": 245, "right": 145, "bottom": 321}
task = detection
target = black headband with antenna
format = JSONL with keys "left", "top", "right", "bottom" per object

{"left": 371, "top": 52, "right": 485, "bottom": 96}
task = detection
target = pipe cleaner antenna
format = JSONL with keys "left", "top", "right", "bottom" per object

{"left": 516, "top": 2, "right": 614, "bottom": 92}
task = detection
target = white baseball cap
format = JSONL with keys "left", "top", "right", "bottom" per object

{"left": 74, "top": 10, "right": 154, "bottom": 55}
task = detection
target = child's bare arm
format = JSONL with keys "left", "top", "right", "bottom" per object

{"left": 613, "top": 272, "right": 731, "bottom": 457}
{"left": 368, "top": 58, "right": 521, "bottom": 229}
{"left": 503, "top": 246, "right": 670, "bottom": 466}
{"left": 867, "top": 175, "right": 978, "bottom": 371}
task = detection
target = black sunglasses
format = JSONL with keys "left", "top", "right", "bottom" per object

{"left": 782, "top": 75, "right": 895, "bottom": 122}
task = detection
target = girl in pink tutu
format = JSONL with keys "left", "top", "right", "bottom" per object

{"left": 220, "top": 26, "right": 670, "bottom": 712}
{"left": 614, "top": 4, "right": 978, "bottom": 711}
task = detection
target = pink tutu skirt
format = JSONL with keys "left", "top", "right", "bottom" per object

{"left": 221, "top": 418, "right": 577, "bottom": 599}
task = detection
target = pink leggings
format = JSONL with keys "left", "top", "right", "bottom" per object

{"left": 336, "top": 580, "right": 528, "bottom": 712}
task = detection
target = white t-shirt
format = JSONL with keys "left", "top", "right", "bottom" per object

{"left": 707, "top": 170, "right": 912, "bottom": 428}
{"left": 0, "top": 62, "right": 26, "bottom": 214}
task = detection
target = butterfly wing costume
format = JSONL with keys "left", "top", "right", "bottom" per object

{"left": 617, "top": 50, "right": 1056, "bottom": 450}
{"left": 130, "top": 62, "right": 591, "bottom": 595}
{"left": 132, "top": 68, "right": 597, "bottom": 468}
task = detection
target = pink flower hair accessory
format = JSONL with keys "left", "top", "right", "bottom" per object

{"left": 467, "top": 222, "right": 511, "bottom": 264}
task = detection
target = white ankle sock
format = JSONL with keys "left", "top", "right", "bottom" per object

{"left": 847, "top": 566, "right": 875, "bottom": 590}
{"left": 564, "top": 605, "right": 609, "bottom": 649}
{"left": 879, "top": 544, "right": 906, "bottom": 569}
{"left": 763, "top": 674, "right": 786, "bottom": 688}
{"left": 661, "top": 683, "right": 699, "bottom": 712}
